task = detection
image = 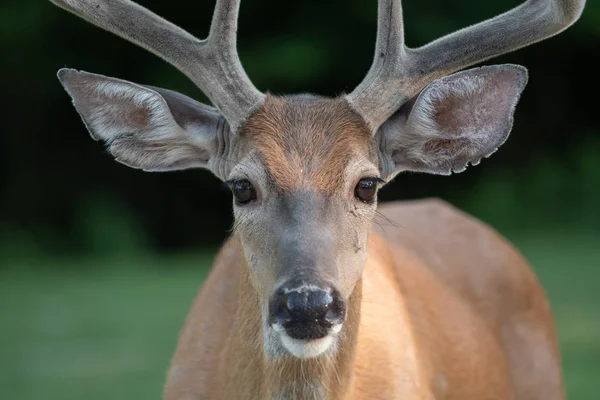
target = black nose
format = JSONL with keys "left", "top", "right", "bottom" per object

{"left": 269, "top": 282, "right": 346, "bottom": 340}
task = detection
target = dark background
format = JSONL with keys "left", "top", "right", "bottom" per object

{"left": 1, "top": 0, "right": 599, "bottom": 398}
{"left": 2, "top": 0, "right": 599, "bottom": 255}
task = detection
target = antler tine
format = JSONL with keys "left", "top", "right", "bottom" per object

{"left": 346, "top": 0, "right": 408, "bottom": 132}
{"left": 347, "top": 0, "right": 586, "bottom": 133}
{"left": 49, "top": 0, "right": 264, "bottom": 132}
{"left": 202, "top": 0, "right": 265, "bottom": 128}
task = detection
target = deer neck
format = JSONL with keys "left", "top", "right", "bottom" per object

{"left": 220, "top": 263, "right": 363, "bottom": 400}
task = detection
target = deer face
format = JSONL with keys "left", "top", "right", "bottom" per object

{"left": 232, "top": 96, "right": 376, "bottom": 358}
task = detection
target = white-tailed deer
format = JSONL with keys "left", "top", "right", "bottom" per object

{"left": 50, "top": 0, "right": 585, "bottom": 398}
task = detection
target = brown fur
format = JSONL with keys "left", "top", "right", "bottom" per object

{"left": 163, "top": 199, "right": 563, "bottom": 399}
{"left": 240, "top": 95, "right": 373, "bottom": 195}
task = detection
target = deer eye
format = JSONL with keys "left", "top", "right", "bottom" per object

{"left": 227, "top": 179, "right": 257, "bottom": 205}
{"left": 354, "top": 177, "right": 383, "bottom": 204}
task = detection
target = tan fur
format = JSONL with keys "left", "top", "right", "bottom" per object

{"left": 164, "top": 199, "right": 562, "bottom": 399}
{"left": 241, "top": 95, "right": 373, "bottom": 195}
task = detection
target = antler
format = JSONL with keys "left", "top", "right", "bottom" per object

{"left": 347, "top": 0, "right": 586, "bottom": 132}
{"left": 49, "top": 0, "right": 264, "bottom": 132}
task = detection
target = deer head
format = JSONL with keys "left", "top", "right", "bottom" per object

{"left": 52, "top": 0, "right": 584, "bottom": 359}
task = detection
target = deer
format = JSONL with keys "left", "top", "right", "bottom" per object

{"left": 49, "top": 0, "right": 585, "bottom": 398}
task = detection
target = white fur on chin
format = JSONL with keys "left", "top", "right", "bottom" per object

{"left": 279, "top": 334, "right": 335, "bottom": 359}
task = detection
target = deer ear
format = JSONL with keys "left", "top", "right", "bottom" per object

{"left": 57, "top": 68, "right": 229, "bottom": 173}
{"left": 379, "top": 65, "right": 528, "bottom": 177}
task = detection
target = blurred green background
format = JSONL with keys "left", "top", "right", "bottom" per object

{"left": 1, "top": 0, "right": 599, "bottom": 398}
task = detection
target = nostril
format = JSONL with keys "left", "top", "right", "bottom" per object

{"left": 325, "top": 290, "right": 345, "bottom": 323}
{"left": 272, "top": 292, "right": 292, "bottom": 323}
{"left": 324, "top": 308, "right": 339, "bottom": 323}
{"left": 274, "top": 301, "right": 291, "bottom": 323}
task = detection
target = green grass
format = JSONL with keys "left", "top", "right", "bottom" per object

{"left": 0, "top": 232, "right": 599, "bottom": 399}
{"left": 0, "top": 254, "right": 212, "bottom": 399}
{"left": 514, "top": 232, "right": 600, "bottom": 398}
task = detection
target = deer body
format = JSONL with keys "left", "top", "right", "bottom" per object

{"left": 164, "top": 199, "right": 560, "bottom": 400}
{"left": 48, "top": 0, "right": 585, "bottom": 398}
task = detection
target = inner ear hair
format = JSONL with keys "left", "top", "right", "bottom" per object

{"left": 58, "top": 69, "right": 225, "bottom": 173}
{"left": 382, "top": 64, "right": 528, "bottom": 176}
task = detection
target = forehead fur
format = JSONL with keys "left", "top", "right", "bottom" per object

{"left": 240, "top": 95, "right": 373, "bottom": 194}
